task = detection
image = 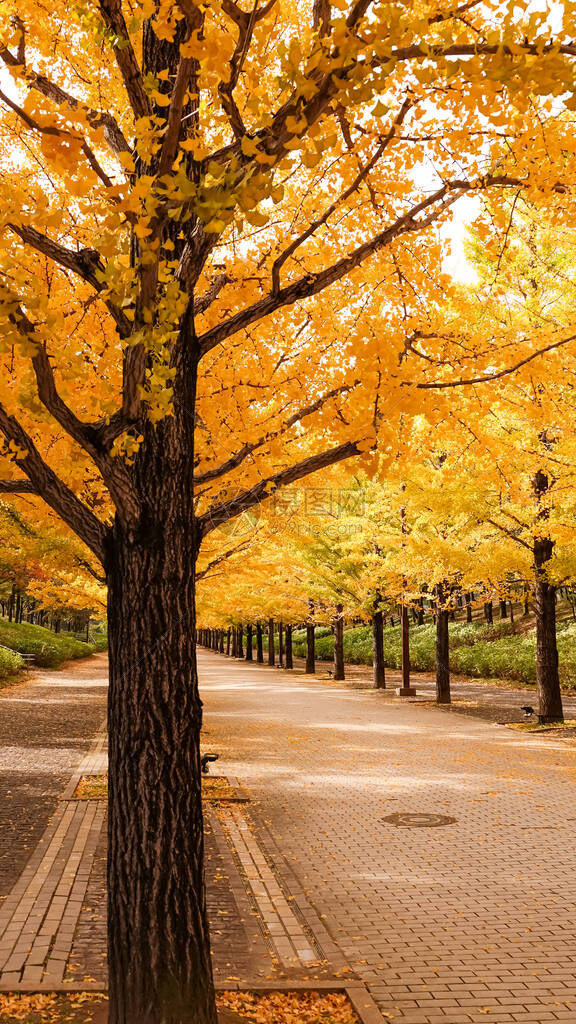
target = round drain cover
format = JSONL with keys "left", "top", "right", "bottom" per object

{"left": 382, "top": 812, "right": 457, "bottom": 828}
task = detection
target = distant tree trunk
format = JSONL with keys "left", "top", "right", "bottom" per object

{"left": 285, "top": 624, "right": 293, "bottom": 669}
{"left": 219, "top": 630, "right": 224, "bottom": 654}
{"left": 499, "top": 599, "right": 507, "bottom": 619}
{"left": 245, "top": 624, "right": 253, "bottom": 660}
{"left": 226, "top": 628, "right": 231, "bottom": 656}
{"left": 523, "top": 586, "right": 530, "bottom": 615}
{"left": 268, "top": 618, "right": 275, "bottom": 666}
{"left": 238, "top": 625, "right": 244, "bottom": 659}
{"left": 54, "top": 618, "right": 61, "bottom": 634}
{"left": 509, "top": 600, "right": 514, "bottom": 624}
{"left": 417, "top": 597, "right": 424, "bottom": 626}
{"left": 256, "top": 622, "right": 264, "bottom": 663}
{"left": 484, "top": 601, "right": 493, "bottom": 624}
{"left": 436, "top": 582, "right": 451, "bottom": 705}
{"left": 400, "top": 603, "right": 411, "bottom": 690}
{"left": 533, "top": 469, "right": 563, "bottom": 723}
{"left": 334, "top": 604, "right": 345, "bottom": 680}
{"left": 372, "top": 607, "right": 385, "bottom": 689}
{"left": 305, "top": 624, "right": 315, "bottom": 674}
{"left": 278, "top": 620, "right": 284, "bottom": 667}
{"left": 465, "top": 592, "right": 473, "bottom": 623}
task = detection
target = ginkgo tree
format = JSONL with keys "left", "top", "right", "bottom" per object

{"left": 2, "top": 1, "right": 576, "bottom": 1022}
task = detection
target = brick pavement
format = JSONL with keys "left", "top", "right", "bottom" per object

{"left": 200, "top": 649, "right": 576, "bottom": 1024}
{"left": 0, "top": 730, "right": 107, "bottom": 989}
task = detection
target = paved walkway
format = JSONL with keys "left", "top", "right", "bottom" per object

{"left": 200, "top": 650, "right": 576, "bottom": 1023}
{"left": 1, "top": 649, "right": 576, "bottom": 1024}
{"left": 290, "top": 656, "right": 576, "bottom": 724}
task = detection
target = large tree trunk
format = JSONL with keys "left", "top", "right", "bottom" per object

{"left": 534, "top": 536, "right": 563, "bottom": 723}
{"left": 435, "top": 583, "right": 451, "bottom": 705}
{"left": 105, "top": 271, "right": 216, "bottom": 1020}
{"left": 107, "top": 535, "right": 216, "bottom": 1024}
{"left": 333, "top": 604, "right": 345, "bottom": 680}
{"left": 372, "top": 608, "right": 385, "bottom": 688}
{"left": 245, "top": 623, "right": 253, "bottom": 660}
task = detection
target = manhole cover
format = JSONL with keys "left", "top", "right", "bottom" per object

{"left": 382, "top": 812, "right": 457, "bottom": 828}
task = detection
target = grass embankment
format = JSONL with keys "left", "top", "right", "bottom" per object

{"left": 289, "top": 619, "right": 576, "bottom": 688}
{"left": 0, "top": 619, "right": 95, "bottom": 671}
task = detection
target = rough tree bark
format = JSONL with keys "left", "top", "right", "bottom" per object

{"left": 333, "top": 603, "right": 345, "bottom": 680}
{"left": 278, "top": 619, "right": 284, "bottom": 667}
{"left": 285, "top": 624, "right": 293, "bottom": 669}
{"left": 533, "top": 470, "right": 563, "bottom": 723}
{"left": 256, "top": 622, "right": 264, "bottom": 663}
{"left": 435, "top": 582, "right": 451, "bottom": 705}
{"left": 268, "top": 618, "right": 275, "bottom": 666}
{"left": 105, "top": 336, "right": 217, "bottom": 1024}
{"left": 372, "top": 606, "right": 385, "bottom": 688}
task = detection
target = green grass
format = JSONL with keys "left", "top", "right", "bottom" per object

{"left": 289, "top": 618, "right": 576, "bottom": 689}
{"left": 0, "top": 645, "right": 24, "bottom": 682}
{"left": 0, "top": 619, "right": 94, "bottom": 668}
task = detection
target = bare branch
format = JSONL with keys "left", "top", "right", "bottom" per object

{"left": 198, "top": 177, "right": 514, "bottom": 355}
{"left": 414, "top": 333, "right": 576, "bottom": 389}
{"left": 198, "top": 440, "right": 361, "bottom": 535}
{"left": 486, "top": 517, "right": 533, "bottom": 552}
{"left": 194, "top": 382, "right": 358, "bottom": 484}
{"left": 196, "top": 534, "right": 257, "bottom": 580}
{"left": 0, "top": 405, "right": 107, "bottom": 562}
{"left": 271, "top": 98, "right": 411, "bottom": 294}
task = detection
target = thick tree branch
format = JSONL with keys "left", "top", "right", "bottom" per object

{"left": 198, "top": 440, "right": 361, "bottom": 535}
{"left": 0, "top": 89, "right": 113, "bottom": 188}
{"left": 8, "top": 224, "right": 132, "bottom": 339}
{"left": 198, "top": 177, "right": 515, "bottom": 355}
{"left": 0, "top": 43, "right": 130, "bottom": 156}
{"left": 271, "top": 98, "right": 411, "bottom": 294}
{"left": 8, "top": 306, "right": 140, "bottom": 526}
{"left": 190, "top": 273, "right": 230, "bottom": 315}
{"left": 0, "top": 406, "right": 107, "bottom": 561}
{"left": 97, "top": 0, "right": 151, "bottom": 120}
{"left": 194, "top": 382, "right": 357, "bottom": 484}
{"left": 0, "top": 479, "right": 37, "bottom": 494}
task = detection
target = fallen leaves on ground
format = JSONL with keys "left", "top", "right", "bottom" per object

{"left": 217, "top": 990, "right": 359, "bottom": 1024}
{"left": 71, "top": 773, "right": 247, "bottom": 803}
{"left": 0, "top": 993, "right": 106, "bottom": 1023}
